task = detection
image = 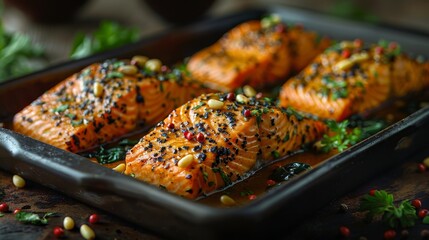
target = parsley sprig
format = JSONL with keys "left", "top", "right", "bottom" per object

{"left": 359, "top": 190, "right": 417, "bottom": 228}
{"left": 319, "top": 120, "right": 362, "bottom": 152}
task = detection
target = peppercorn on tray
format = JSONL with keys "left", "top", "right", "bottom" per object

{"left": 1, "top": 5, "right": 429, "bottom": 240}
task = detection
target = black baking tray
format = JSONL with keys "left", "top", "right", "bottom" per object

{"left": 1, "top": 5, "right": 429, "bottom": 240}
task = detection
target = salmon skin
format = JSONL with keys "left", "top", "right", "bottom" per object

{"left": 187, "top": 18, "right": 330, "bottom": 92}
{"left": 280, "top": 40, "right": 429, "bottom": 121}
{"left": 13, "top": 58, "right": 211, "bottom": 153}
{"left": 125, "top": 93, "right": 326, "bottom": 199}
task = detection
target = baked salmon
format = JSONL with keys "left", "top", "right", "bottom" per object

{"left": 187, "top": 16, "right": 330, "bottom": 92}
{"left": 13, "top": 58, "right": 211, "bottom": 153}
{"left": 125, "top": 93, "right": 326, "bottom": 199}
{"left": 280, "top": 40, "right": 429, "bottom": 121}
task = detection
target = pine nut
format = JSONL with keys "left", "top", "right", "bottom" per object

{"left": 93, "top": 82, "right": 103, "bottom": 97}
{"left": 118, "top": 65, "right": 138, "bottom": 75}
{"left": 80, "top": 224, "right": 95, "bottom": 240}
{"left": 220, "top": 195, "right": 236, "bottom": 206}
{"left": 112, "top": 163, "right": 125, "bottom": 173}
{"left": 131, "top": 55, "right": 149, "bottom": 68}
{"left": 236, "top": 94, "right": 249, "bottom": 104}
{"left": 63, "top": 216, "right": 75, "bottom": 230}
{"left": 334, "top": 59, "right": 353, "bottom": 71}
{"left": 12, "top": 175, "right": 25, "bottom": 188}
{"left": 145, "top": 59, "right": 162, "bottom": 72}
{"left": 207, "top": 99, "right": 224, "bottom": 109}
{"left": 243, "top": 85, "right": 256, "bottom": 97}
{"left": 178, "top": 155, "right": 194, "bottom": 168}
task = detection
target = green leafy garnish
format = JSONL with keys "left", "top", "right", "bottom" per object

{"left": 70, "top": 21, "right": 140, "bottom": 59}
{"left": 319, "top": 76, "right": 348, "bottom": 100}
{"left": 0, "top": 213, "right": 4, "bottom": 217}
{"left": 240, "top": 189, "right": 254, "bottom": 197}
{"left": 261, "top": 14, "right": 282, "bottom": 29}
{"left": 0, "top": 21, "right": 45, "bottom": 82}
{"left": 423, "top": 216, "right": 429, "bottom": 224}
{"left": 359, "top": 190, "right": 417, "bottom": 228}
{"left": 212, "top": 167, "right": 232, "bottom": 186}
{"left": 192, "top": 102, "right": 204, "bottom": 110}
{"left": 52, "top": 104, "right": 69, "bottom": 113}
{"left": 320, "top": 120, "right": 362, "bottom": 152}
{"left": 84, "top": 139, "right": 139, "bottom": 164}
{"left": 15, "top": 212, "right": 56, "bottom": 225}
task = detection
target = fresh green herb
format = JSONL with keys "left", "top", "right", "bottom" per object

{"left": 84, "top": 139, "right": 139, "bottom": 164}
{"left": 283, "top": 134, "right": 290, "bottom": 142}
{"left": 320, "top": 76, "right": 348, "bottom": 100}
{"left": 202, "top": 170, "right": 209, "bottom": 183}
{"left": 260, "top": 14, "right": 281, "bottom": 29}
{"left": 71, "top": 119, "right": 83, "bottom": 127}
{"left": 282, "top": 107, "right": 304, "bottom": 121}
{"left": 106, "top": 71, "right": 124, "bottom": 79}
{"left": 15, "top": 212, "right": 56, "bottom": 225}
{"left": 348, "top": 117, "right": 387, "bottom": 139}
{"left": 240, "top": 189, "right": 254, "bottom": 197}
{"left": 423, "top": 216, "right": 429, "bottom": 224}
{"left": 269, "top": 162, "right": 311, "bottom": 182}
{"left": 0, "top": 213, "right": 4, "bottom": 217}
{"left": 192, "top": 102, "right": 204, "bottom": 110}
{"left": 52, "top": 104, "right": 69, "bottom": 113}
{"left": 65, "top": 113, "right": 76, "bottom": 119}
{"left": 320, "top": 120, "right": 362, "bottom": 152}
{"left": 0, "top": 20, "right": 45, "bottom": 82}
{"left": 271, "top": 150, "right": 280, "bottom": 159}
{"left": 359, "top": 190, "right": 417, "bottom": 228}
{"left": 377, "top": 40, "right": 401, "bottom": 58}
{"left": 212, "top": 168, "right": 232, "bottom": 186}
{"left": 70, "top": 21, "right": 140, "bottom": 59}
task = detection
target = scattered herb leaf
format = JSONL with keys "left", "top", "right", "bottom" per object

{"left": 0, "top": 213, "right": 4, "bottom": 217}
{"left": 359, "top": 190, "right": 417, "bottom": 228}
{"left": 240, "top": 189, "right": 254, "bottom": 197}
{"left": 423, "top": 216, "right": 429, "bottom": 224}
{"left": 192, "top": 102, "right": 204, "bottom": 110}
{"left": 83, "top": 139, "right": 139, "bottom": 164}
{"left": 15, "top": 212, "right": 56, "bottom": 225}
{"left": 212, "top": 168, "right": 232, "bottom": 186}
{"left": 269, "top": 162, "right": 311, "bottom": 182}
{"left": 52, "top": 104, "right": 69, "bottom": 113}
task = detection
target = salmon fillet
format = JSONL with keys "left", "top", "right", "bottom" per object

{"left": 280, "top": 40, "right": 429, "bottom": 121}
{"left": 13, "top": 59, "right": 211, "bottom": 153}
{"left": 125, "top": 93, "right": 326, "bottom": 199}
{"left": 187, "top": 20, "right": 330, "bottom": 92}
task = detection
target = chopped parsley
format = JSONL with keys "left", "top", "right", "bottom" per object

{"left": 212, "top": 168, "right": 232, "bottom": 186}
{"left": 192, "top": 102, "right": 204, "bottom": 110}
{"left": 106, "top": 71, "right": 124, "bottom": 79}
{"left": 319, "top": 76, "right": 348, "bottom": 100}
{"left": 52, "top": 104, "right": 69, "bottom": 113}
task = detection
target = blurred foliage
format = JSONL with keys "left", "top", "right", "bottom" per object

{"left": 328, "top": 0, "right": 379, "bottom": 23}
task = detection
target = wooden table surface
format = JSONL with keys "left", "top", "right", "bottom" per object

{"left": 1, "top": 148, "right": 429, "bottom": 239}
{"left": 1, "top": 1, "right": 429, "bottom": 239}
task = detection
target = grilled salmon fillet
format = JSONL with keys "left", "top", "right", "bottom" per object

{"left": 125, "top": 93, "right": 326, "bottom": 199}
{"left": 187, "top": 18, "right": 330, "bottom": 92}
{"left": 280, "top": 40, "right": 429, "bottom": 121}
{"left": 13, "top": 58, "right": 211, "bottom": 153}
